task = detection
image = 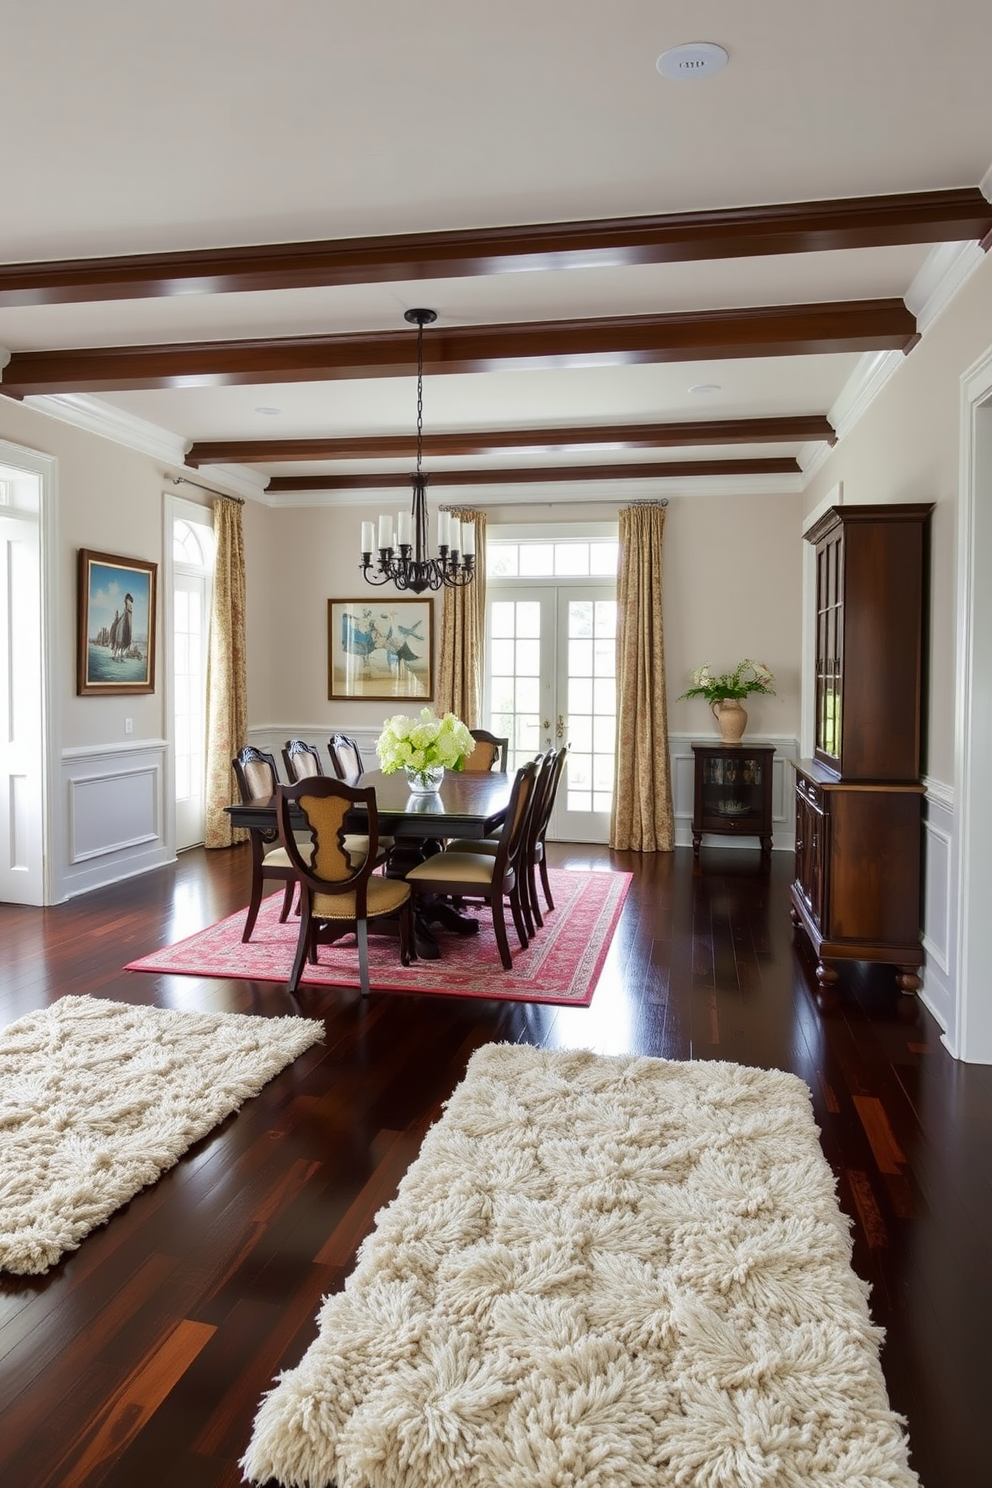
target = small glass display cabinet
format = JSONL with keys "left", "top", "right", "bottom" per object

{"left": 691, "top": 742, "right": 774, "bottom": 857}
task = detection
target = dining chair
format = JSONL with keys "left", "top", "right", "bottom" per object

{"left": 275, "top": 776, "right": 415, "bottom": 996}
{"left": 443, "top": 751, "right": 552, "bottom": 936}
{"left": 527, "top": 742, "right": 570, "bottom": 923}
{"left": 232, "top": 745, "right": 297, "bottom": 942}
{"left": 404, "top": 760, "right": 538, "bottom": 969}
{"left": 462, "top": 728, "right": 509, "bottom": 772}
{"left": 327, "top": 733, "right": 365, "bottom": 782}
{"left": 284, "top": 737, "right": 389, "bottom": 869}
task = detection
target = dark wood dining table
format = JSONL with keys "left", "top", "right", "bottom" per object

{"left": 225, "top": 767, "right": 512, "bottom": 958}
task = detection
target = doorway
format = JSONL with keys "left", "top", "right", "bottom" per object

{"left": 0, "top": 446, "right": 52, "bottom": 905}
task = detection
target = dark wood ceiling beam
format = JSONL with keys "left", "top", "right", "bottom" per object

{"left": 0, "top": 302, "right": 915, "bottom": 395}
{"left": 0, "top": 190, "right": 989, "bottom": 307}
{"left": 186, "top": 415, "right": 835, "bottom": 466}
{"left": 265, "top": 457, "right": 801, "bottom": 493}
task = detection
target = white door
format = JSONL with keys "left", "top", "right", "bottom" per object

{"left": 0, "top": 509, "right": 43, "bottom": 902}
{"left": 172, "top": 513, "right": 213, "bottom": 851}
{"left": 486, "top": 585, "right": 617, "bottom": 843}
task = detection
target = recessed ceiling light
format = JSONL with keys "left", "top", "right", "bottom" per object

{"left": 254, "top": 406, "right": 282, "bottom": 416}
{"left": 689, "top": 383, "right": 722, "bottom": 395}
{"left": 656, "top": 42, "right": 729, "bottom": 80}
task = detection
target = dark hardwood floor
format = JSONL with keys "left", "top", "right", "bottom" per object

{"left": 0, "top": 842, "right": 988, "bottom": 1488}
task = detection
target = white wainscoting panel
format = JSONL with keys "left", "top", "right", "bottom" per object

{"left": 921, "top": 778, "right": 955, "bottom": 1038}
{"left": 669, "top": 734, "right": 799, "bottom": 852}
{"left": 59, "top": 739, "right": 172, "bottom": 900}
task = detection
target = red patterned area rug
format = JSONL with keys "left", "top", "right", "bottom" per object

{"left": 126, "top": 869, "right": 631, "bottom": 1007}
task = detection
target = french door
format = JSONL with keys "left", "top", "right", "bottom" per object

{"left": 485, "top": 584, "right": 617, "bottom": 843}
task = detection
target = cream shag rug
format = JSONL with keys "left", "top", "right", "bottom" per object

{"left": 0, "top": 995, "right": 323, "bottom": 1276}
{"left": 243, "top": 1044, "right": 919, "bottom": 1488}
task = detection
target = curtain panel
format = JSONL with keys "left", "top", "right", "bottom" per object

{"left": 204, "top": 496, "right": 248, "bottom": 848}
{"left": 610, "top": 504, "right": 674, "bottom": 851}
{"left": 436, "top": 508, "right": 487, "bottom": 725}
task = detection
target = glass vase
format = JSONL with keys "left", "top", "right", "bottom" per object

{"left": 404, "top": 763, "right": 445, "bottom": 793}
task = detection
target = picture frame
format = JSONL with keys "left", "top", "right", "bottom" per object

{"left": 328, "top": 598, "right": 433, "bottom": 701}
{"left": 77, "top": 549, "right": 158, "bottom": 696}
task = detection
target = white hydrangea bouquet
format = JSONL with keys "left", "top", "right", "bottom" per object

{"left": 678, "top": 658, "right": 775, "bottom": 703}
{"left": 376, "top": 707, "right": 474, "bottom": 790}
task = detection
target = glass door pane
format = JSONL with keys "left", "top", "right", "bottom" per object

{"left": 174, "top": 571, "right": 208, "bottom": 850}
{"left": 487, "top": 590, "right": 555, "bottom": 775}
{"left": 554, "top": 590, "right": 616, "bottom": 842}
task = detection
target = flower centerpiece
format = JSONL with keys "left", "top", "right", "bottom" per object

{"left": 678, "top": 659, "right": 775, "bottom": 744}
{"left": 376, "top": 707, "right": 474, "bottom": 792}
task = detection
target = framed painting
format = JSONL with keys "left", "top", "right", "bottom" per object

{"left": 77, "top": 549, "right": 158, "bottom": 695}
{"left": 328, "top": 598, "right": 433, "bottom": 701}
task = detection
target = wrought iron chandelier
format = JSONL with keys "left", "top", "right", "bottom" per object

{"left": 360, "top": 308, "right": 476, "bottom": 593}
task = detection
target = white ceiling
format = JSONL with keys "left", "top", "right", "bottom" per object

{"left": 3, "top": 1, "right": 992, "bottom": 506}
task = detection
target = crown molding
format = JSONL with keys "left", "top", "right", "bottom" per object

{"left": 19, "top": 393, "right": 269, "bottom": 502}
{"left": 22, "top": 393, "right": 190, "bottom": 465}
{"left": 801, "top": 231, "right": 991, "bottom": 488}
{"left": 905, "top": 239, "right": 986, "bottom": 335}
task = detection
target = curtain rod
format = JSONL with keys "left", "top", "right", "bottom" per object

{"left": 171, "top": 476, "right": 245, "bottom": 506}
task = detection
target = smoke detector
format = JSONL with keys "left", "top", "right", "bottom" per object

{"left": 656, "top": 43, "right": 729, "bottom": 80}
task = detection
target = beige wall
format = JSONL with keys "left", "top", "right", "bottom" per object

{"left": 0, "top": 397, "right": 203, "bottom": 751}
{"left": 249, "top": 491, "right": 804, "bottom": 746}
{"left": 804, "top": 248, "right": 992, "bottom": 785}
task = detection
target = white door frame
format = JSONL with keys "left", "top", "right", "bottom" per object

{"left": 0, "top": 439, "right": 59, "bottom": 905}
{"left": 952, "top": 346, "right": 992, "bottom": 1063}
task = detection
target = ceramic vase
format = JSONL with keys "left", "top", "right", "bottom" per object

{"left": 711, "top": 698, "right": 748, "bottom": 744}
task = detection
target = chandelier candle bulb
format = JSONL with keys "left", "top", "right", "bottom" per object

{"left": 449, "top": 518, "right": 461, "bottom": 556}
{"left": 377, "top": 514, "right": 393, "bottom": 552}
{"left": 460, "top": 523, "right": 475, "bottom": 556}
{"left": 396, "top": 511, "right": 413, "bottom": 548}
{"left": 437, "top": 510, "right": 451, "bottom": 549}
{"left": 360, "top": 521, "right": 375, "bottom": 556}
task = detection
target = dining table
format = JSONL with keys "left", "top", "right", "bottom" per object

{"left": 225, "top": 766, "right": 512, "bottom": 959}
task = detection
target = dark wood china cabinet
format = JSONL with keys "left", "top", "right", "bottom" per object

{"left": 791, "top": 503, "right": 932, "bottom": 995}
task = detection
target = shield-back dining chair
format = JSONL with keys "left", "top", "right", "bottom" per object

{"left": 284, "top": 738, "right": 387, "bottom": 868}
{"left": 327, "top": 733, "right": 365, "bottom": 782}
{"left": 232, "top": 745, "right": 297, "bottom": 942}
{"left": 275, "top": 775, "right": 415, "bottom": 996}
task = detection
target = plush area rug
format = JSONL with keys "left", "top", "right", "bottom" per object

{"left": 126, "top": 869, "right": 630, "bottom": 1007}
{"left": 0, "top": 995, "right": 323, "bottom": 1276}
{"left": 242, "top": 1043, "right": 918, "bottom": 1488}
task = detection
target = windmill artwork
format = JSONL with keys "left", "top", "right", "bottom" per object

{"left": 328, "top": 598, "right": 433, "bottom": 701}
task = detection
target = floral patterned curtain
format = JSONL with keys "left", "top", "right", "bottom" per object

{"left": 204, "top": 496, "right": 248, "bottom": 847}
{"left": 436, "top": 508, "right": 487, "bottom": 725}
{"left": 610, "top": 503, "right": 674, "bottom": 851}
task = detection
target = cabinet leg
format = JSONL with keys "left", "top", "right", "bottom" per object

{"left": 692, "top": 832, "right": 701, "bottom": 858}
{"left": 896, "top": 966, "right": 921, "bottom": 996}
{"left": 815, "top": 959, "right": 839, "bottom": 993}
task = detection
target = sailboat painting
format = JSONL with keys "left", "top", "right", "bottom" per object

{"left": 77, "top": 549, "right": 157, "bottom": 695}
{"left": 328, "top": 598, "right": 433, "bottom": 701}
